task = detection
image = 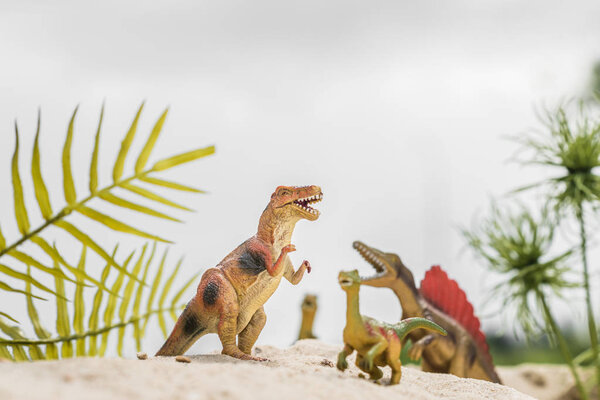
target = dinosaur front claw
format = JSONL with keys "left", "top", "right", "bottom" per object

{"left": 408, "top": 342, "right": 424, "bottom": 361}
{"left": 302, "top": 260, "right": 311, "bottom": 273}
{"left": 282, "top": 244, "right": 296, "bottom": 253}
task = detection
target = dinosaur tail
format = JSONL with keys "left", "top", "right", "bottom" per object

{"left": 393, "top": 317, "right": 447, "bottom": 342}
{"left": 155, "top": 301, "right": 207, "bottom": 356}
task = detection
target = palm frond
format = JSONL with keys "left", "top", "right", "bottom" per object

{"left": 31, "top": 111, "right": 53, "bottom": 220}
{"left": 12, "top": 124, "right": 30, "bottom": 235}
{"left": 0, "top": 243, "right": 197, "bottom": 361}
{"left": 89, "top": 104, "right": 104, "bottom": 194}
{"left": 0, "top": 103, "right": 214, "bottom": 300}
{"left": 62, "top": 107, "right": 78, "bottom": 206}
{"left": 0, "top": 103, "right": 212, "bottom": 361}
{"left": 113, "top": 103, "right": 144, "bottom": 182}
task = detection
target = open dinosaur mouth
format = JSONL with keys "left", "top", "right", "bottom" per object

{"left": 338, "top": 277, "right": 354, "bottom": 287}
{"left": 353, "top": 241, "right": 385, "bottom": 279}
{"left": 293, "top": 193, "right": 323, "bottom": 216}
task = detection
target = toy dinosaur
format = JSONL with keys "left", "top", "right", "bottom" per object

{"left": 297, "top": 294, "right": 318, "bottom": 340}
{"left": 336, "top": 270, "right": 446, "bottom": 385}
{"left": 156, "top": 185, "right": 323, "bottom": 361}
{"left": 352, "top": 240, "right": 502, "bottom": 383}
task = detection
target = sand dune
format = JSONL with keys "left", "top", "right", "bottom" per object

{"left": 0, "top": 340, "right": 544, "bottom": 400}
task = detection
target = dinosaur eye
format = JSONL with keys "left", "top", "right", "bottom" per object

{"left": 279, "top": 189, "right": 291, "bottom": 196}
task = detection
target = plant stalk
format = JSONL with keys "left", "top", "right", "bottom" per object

{"left": 576, "top": 205, "right": 600, "bottom": 388}
{"left": 538, "top": 290, "right": 588, "bottom": 400}
{"left": 0, "top": 305, "right": 180, "bottom": 347}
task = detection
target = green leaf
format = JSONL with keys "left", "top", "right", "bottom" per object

{"left": 133, "top": 243, "right": 156, "bottom": 350}
{"left": 100, "top": 251, "right": 135, "bottom": 356}
{"left": 0, "top": 263, "right": 62, "bottom": 299}
{"left": 0, "top": 319, "right": 34, "bottom": 361}
{"left": 90, "top": 103, "right": 104, "bottom": 194}
{"left": 0, "top": 344, "right": 13, "bottom": 361}
{"left": 12, "top": 123, "right": 30, "bottom": 234}
{"left": 139, "top": 176, "right": 206, "bottom": 193}
{"left": 0, "top": 311, "right": 19, "bottom": 324}
{"left": 151, "top": 145, "right": 215, "bottom": 172}
{"left": 135, "top": 108, "right": 168, "bottom": 172}
{"left": 63, "top": 106, "right": 79, "bottom": 205}
{"left": 113, "top": 103, "right": 144, "bottom": 182}
{"left": 77, "top": 206, "right": 171, "bottom": 243}
{"left": 52, "top": 258, "right": 72, "bottom": 358}
{"left": 25, "top": 265, "right": 57, "bottom": 359}
{"left": 30, "top": 236, "right": 109, "bottom": 292}
{"left": 0, "top": 281, "right": 45, "bottom": 300}
{"left": 24, "top": 266, "right": 50, "bottom": 338}
{"left": 8, "top": 250, "right": 77, "bottom": 285}
{"left": 143, "top": 248, "right": 167, "bottom": 333}
{"left": 169, "top": 271, "right": 201, "bottom": 320}
{"left": 54, "top": 220, "right": 143, "bottom": 283}
{"left": 32, "top": 110, "right": 53, "bottom": 220}
{"left": 98, "top": 191, "right": 180, "bottom": 222}
{"left": 0, "top": 223, "right": 5, "bottom": 250}
{"left": 89, "top": 246, "right": 118, "bottom": 356}
{"left": 123, "top": 183, "right": 192, "bottom": 211}
{"left": 117, "top": 245, "right": 147, "bottom": 356}
{"left": 158, "top": 257, "right": 183, "bottom": 337}
{"left": 74, "top": 246, "right": 86, "bottom": 356}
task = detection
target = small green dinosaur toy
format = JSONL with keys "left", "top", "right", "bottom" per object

{"left": 297, "top": 294, "right": 318, "bottom": 340}
{"left": 336, "top": 270, "right": 447, "bottom": 385}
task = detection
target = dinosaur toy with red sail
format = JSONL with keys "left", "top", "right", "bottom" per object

{"left": 352, "top": 241, "right": 501, "bottom": 383}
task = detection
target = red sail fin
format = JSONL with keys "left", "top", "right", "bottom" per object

{"left": 419, "top": 265, "right": 492, "bottom": 364}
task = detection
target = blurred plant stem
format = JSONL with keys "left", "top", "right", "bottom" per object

{"left": 576, "top": 205, "right": 600, "bottom": 388}
{"left": 538, "top": 289, "right": 588, "bottom": 400}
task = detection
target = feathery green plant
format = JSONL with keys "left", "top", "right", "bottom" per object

{"left": 513, "top": 102, "right": 600, "bottom": 388}
{"left": 0, "top": 103, "right": 214, "bottom": 359}
{"left": 463, "top": 205, "right": 587, "bottom": 398}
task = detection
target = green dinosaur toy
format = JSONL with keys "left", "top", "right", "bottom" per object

{"left": 352, "top": 240, "right": 501, "bottom": 383}
{"left": 156, "top": 185, "right": 322, "bottom": 361}
{"left": 336, "top": 270, "right": 446, "bottom": 385}
{"left": 297, "top": 294, "right": 318, "bottom": 340}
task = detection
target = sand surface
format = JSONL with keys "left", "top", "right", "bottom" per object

{"left": 0, "top": 340, "right": 540, "bottom": 400}
{"left": 498, "top": 363, "right": 586, "bottom": 400}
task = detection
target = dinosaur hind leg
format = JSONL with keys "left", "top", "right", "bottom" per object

{"left": 386, "top": 337, "right": 403, "bottom": 385}
{"left": 354, "top": 354, "right": 383, "bottom": 381}
{"left": 387, "top": 352, "right": 403, "bottom": 385}
{"left": 448, "top": 336, "right": 469, "bottom": 378}
{"left": 368, "top": 365, "right": 384, "bottom": 381}
{"left": 238, "top": 307, "right": 267, "bottom": 356}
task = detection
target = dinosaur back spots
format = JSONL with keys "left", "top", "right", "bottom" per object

{"left": 238, "top": 248, "right": 267, "bottom": 275}
{"left": 203, "top": 281, "right": 220, "bottom": 306}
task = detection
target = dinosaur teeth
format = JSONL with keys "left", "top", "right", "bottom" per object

{"left": 292, "top": 193, "right": 323, "bottom": 215}
{"left": 353, "top": 243, "right": 385, "bottom": 273}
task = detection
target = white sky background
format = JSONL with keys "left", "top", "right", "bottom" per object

{"left": 1, "top": 0, "right": 599, "bottom": 358}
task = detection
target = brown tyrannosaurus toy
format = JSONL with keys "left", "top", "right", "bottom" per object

{"left": 156, "top": 185, "right": 323, "bottom": 361}
{"left": 352, "top": 241, "right": 501, "bottom": 383}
